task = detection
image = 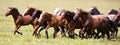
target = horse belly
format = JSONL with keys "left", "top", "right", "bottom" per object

{"left": 22, "top": 18, "right": 31, "bottom": 25}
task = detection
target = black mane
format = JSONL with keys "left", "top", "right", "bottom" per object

{"left": 65, "top": 11, "right": 75, "bottom": 20}
{"left": 31, "top": 10, "right": 42, "bottom": 20}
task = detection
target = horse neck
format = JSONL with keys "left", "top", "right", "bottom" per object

{"left": 11, "top": 11, "right": 21, "bottom": 21}
{"left": 81, "top": 14, "right": 92, "bottom": 24}
{"left": 66, "top": 16, "right": 72, "bottom": 22}
{"left": 46, "top": 13, "right": 54, "bottom": 22}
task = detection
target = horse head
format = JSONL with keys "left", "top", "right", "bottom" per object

{"left": 73, "top": 8, "right": 89, "bottom": 20}
{"left": 22, "top": 6, "right": 36, "bottom": 16}
{"left": 5, "top": 7, "right": 19, "bottom": 17}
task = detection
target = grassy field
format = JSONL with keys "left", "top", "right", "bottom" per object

{"left": 0, "top": 0, "right": 120, "bottom": 45}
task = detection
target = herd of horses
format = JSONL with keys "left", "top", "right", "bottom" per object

{"left": 5, "top": 6, "right": 120, "bottom": 40}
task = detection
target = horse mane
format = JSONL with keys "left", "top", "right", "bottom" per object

{"left": 8, "top": 7, "right": 21, "bottom": 16}
{"left": 108, "top": 9, "right": 118, "bottom": 15}
{"left": 65, "top": 11, "right": 75, "bottom": 20}
{"left": 31, "top": 10, "right": 42, "bottom": 20}
{"left": 89, "top": 6, "right": 101, "bottom": 15}
{"left": 76, "top": 8, "right": 91, "bottom": 19}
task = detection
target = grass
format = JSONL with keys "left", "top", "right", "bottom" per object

{"left": 0, "top": 0, "right": 120, "bottom": 45}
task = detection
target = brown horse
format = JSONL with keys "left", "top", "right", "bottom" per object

{"left": 23, "top": 7, "right": 66, "bottom": 38}
{"left": 73, "top": 8, "right": 112, "bottom": 39}
{"left": 5, "top": 7, "right": 32, "bottom": 35}
{"left": 38, "top": 11, "right": 66, "bottom": 39}
{"left": 59, "top": 10, "right": 83, "bottom": 39}
{"left": 22, "top": 6, "right": 43, "bottom": 37}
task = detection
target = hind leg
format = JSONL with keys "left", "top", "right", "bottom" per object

{"left": 53, "top": 27, "right": 60, "bottom": 38}
{"left": 60, "top": 26, "right": 66, "bottom": 37}
{"left": 14, "top": 25, "right": 22, "bottom": 35}
{"left": 33, "top": 25, "right": 39, "bottom": 37}
{"left": 37, "top": 25, "right": 47, "bottom": 38}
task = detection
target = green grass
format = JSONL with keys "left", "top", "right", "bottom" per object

{"left": 0, "top": 0, "right": 120, "bottom": 45}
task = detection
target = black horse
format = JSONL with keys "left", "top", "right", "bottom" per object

{"left": 107, "top": 9, "right": 118, "bottom": 15}
{"left": 89, "top": 6, "right": 101, "bottom": 15}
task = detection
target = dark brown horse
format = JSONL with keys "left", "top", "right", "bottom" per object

{"left": 59, "top": 10, "right": 83, "bottom": 39}
{"left": 73, "top": 8, "right": 113, "bottom": 39}
{"left": 24, "top": 7, "right": 66, "bottom": 38}
{"left": 5, "top": 7, "right": 32, "bottom": 35}
{"left": 107, "top": 9, "right": 119, "bottom": 15}
{"left": 88, "top": 8, "right": 118, "bottom": 38}
{"left": 38, "top": 11, "right": 66, "bottom": 39}
{"left": 22, "top": 6, "right": 46, "bottom": 37}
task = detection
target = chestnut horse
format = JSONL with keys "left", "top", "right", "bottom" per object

{"left": 26, "top": 7, "right": 66, "bottom": 38}
{"left": 5, "top": 7, "right": 33, "bottom": 35}
{"left": 22, "top": 6, "right": 46, "bottom": 38}
{"left": 38, "top": 11, "right": 66, "bottom": 39}
{"left": 73, "top": 8, "right": 113, "bottom": 39}
{"left": 60, "top": 10, "right": 108, "bottom": 39}
{"left": 58, "top": 10, "right": 83, "bottom": 39}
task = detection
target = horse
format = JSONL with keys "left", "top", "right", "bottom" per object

{"left": 5, "top": 7, "right": 33, "bottom": 35}
{"left": 107, "top": 9, "right": 119, "bottom": 15}
{"left": 22, "top": 6, "right": 48, "bottom": 38}
{"left": 37, "top": 11, "right": 66, "bottom": 39}
{"left": 88, "top": 6, "right": 101, "bottom": 15}
{"left": 58, "top": 10, "right": 83, "bottom": 39}
{"left": 106, "top": 12, "right": 120, "bottom": 38}
{"left": 59, "top": 9, "right": 108, "bottom": 39}
{"left": 25, "top": 7, "right": 66, "bottom": 38}
{"left": 73, "top": 8, "right": 114, "bottom": 39}
{"left": 89, "top": 8, "right": 118, "bottom": 38}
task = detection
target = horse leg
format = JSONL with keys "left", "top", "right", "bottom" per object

{"left": 37, "top": 27, "right": 44, "bottom": 37}
{"left": 33, "top": 25, "right": 39, "bottom": 37}
{"left": 44, "top": 25, "right": 49, "bottom": 39}
{"left": 60, "top": 26, "right": 66, "bottom": 37}
{"left": 37, "top": 25, "right": 46, "bottom": 38}
{"left": 111, "top": 24, "right": 118, "bottom": 38}
{"left": 106, "top": 30, "right": 111, "bottom": 40}
{"left": 53, "top": 27, "right": 60, "bottom": 38}
{"left": 80, "top": 27, "right": 87, "bottom": 39}
{"left": 14, "top": 25, "right": 22, "bottom": 35}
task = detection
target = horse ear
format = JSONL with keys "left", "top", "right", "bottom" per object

{"left": 8, "top": 7, "right": 12, "bottom": 9}
{"left": 8, "top": 7, "right": 13, "bottom": 9}
{"left": 27, "top": 5, "right": 33, "bottom": 8}
{"left": 76, "top": 8, "right": 80, "bottom": 11}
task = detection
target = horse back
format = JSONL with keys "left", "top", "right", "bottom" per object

{"left": 21, "top": 15, "right": 32, "bottom": 25}
{"left": 91, "top": 15, "right": 106, "bottom": 28}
